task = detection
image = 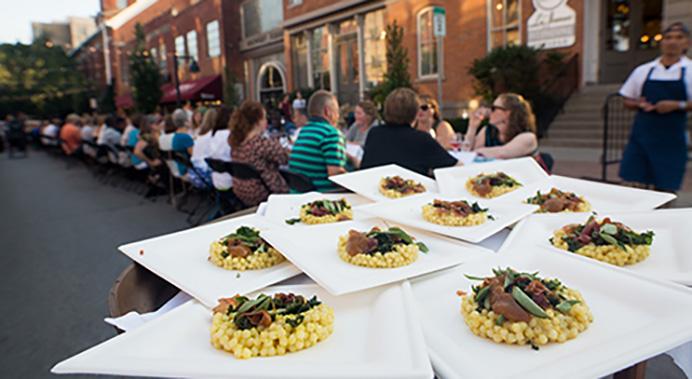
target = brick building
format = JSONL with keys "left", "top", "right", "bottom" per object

{"left": 69, "top": 31, "right": 109, "bottom": 98}
{"left": 281, "top": 0, "right": 692, "bottom": 116}
{"left": 100, "top": 0, "right": 243, "bottom": 109}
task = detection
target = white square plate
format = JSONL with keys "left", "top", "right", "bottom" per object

{"left": 408, "top": 247, "right": 692, "bottom": 379}
{"left": 433, "top": 157, "right": 548, "bottom": 199}
{"left": 498, "top": 175, "right": 676, "bottom": 212}
{"left": 118, "top": 214, "right": 302, "bottom": 308}
{"left": 263, "top": 192, "right": 373, "bottom": 226}
{"left": 52, "top": 283, "right": 434, "bottom": 379}
{"left": 499, "top": 209, "right": 692, "bottom": 285}
{"left": 261, "top": 218, "right": 491, "bottom": 295}
{"left": 358, "top": 193, "right": 538, "bottom": 243}
{"left": 329, "top": 164, "right": 438, "bottom": 202}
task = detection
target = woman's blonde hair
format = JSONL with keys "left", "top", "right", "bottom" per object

{"left": 498, "top": 93, "right": 536, "bottom": 140}
{"left": 228, "top": 101, "right": 266, "bottom": 149}
{"left": 198, "top": 108, "right": 218, "bottom": 136}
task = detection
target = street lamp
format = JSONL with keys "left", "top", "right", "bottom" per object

{"left": 172, "top": 53, "right": 200, "bottom": 108}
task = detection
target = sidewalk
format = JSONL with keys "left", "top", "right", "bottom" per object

{"left": 543, "top": 146, "right": 692, "bottom": 208}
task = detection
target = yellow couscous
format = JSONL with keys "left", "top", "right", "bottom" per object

{"left": 421, "top": 199, "right": 488, "bottom": 227}
{"left": 551, "top": 229, "right": 650, "bottom": 266}
{"left": 211, "top": 294, "right": 334, "bottom": 359}
{"left": 466, "top": 172, "right": 522, "bottom": 199}
{"left": 460, "top": 267, "right": 593, "bottom": 349}
{"left": 549, "top": 216, "right": 654, "bottom": 266}
{"left": 209, "top": 226, "right": 285, "bottom": 271}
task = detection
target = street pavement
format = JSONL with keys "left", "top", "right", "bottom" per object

{"left": 0, "top": 148, "right": 687, "bottom": 378}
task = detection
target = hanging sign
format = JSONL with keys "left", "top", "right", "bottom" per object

{"left": 527, "top": 0, "right": 576, "bottom": 49}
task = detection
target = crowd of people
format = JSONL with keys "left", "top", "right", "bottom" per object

{"left": 2, "top": 87, "right": 543, "bottom": 214}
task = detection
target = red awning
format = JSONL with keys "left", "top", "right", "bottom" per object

{"left": 160, "top": 75, "right": 222, "bottom": 104}
{"left": 115, "top": 93, "right": 134, "bottom": 109}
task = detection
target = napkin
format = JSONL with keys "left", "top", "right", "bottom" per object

{"left": 104, "top": 291, "right": 193, "bottom": 332}
{"left": 448, "top": 151, "right": 478, "bottom": 165}
{"left": 668, "top": 342, "right": 692, "bottom": 378}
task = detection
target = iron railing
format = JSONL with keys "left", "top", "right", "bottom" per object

{"left": 600, "top": 93, "right": 636, "bottom": 182}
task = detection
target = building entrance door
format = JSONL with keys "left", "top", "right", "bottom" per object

{"left": 257, "top": 63, "right": 285, "bottom": 109}
{"left": 335, "top": 32, "right": 360, "bottom": 107}
{"left": 599, "top": 0, "right": 663, "bottom": 84}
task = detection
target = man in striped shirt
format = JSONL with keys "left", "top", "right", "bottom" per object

{"left": 289, "top": 90, "right": 347, "bottom": 192}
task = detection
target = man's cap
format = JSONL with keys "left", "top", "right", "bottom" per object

{"left": 663, "top": 22, "right": 690, "bottom": 37}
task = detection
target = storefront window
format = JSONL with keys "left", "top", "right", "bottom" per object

{"left": 159, "top": 43, "right": 167, "bottom": 76}
{"left": 206, "top": 20, "right": 221, "bottom": 57}
{"left": 242, "top": 0, "right": 283, "bottom": 39}
{"left": 311, "top": 26, "right": 330, "bottom": 90}
{"left": 417, "top": 7, "right": 439, "bottom": 78}
{"left": 186, "top": 30, "right": 198, "bottom": 61}
{"left": 487, "top": 0, "right": 520, "bottom": 50}
{"left": 606, "top": 0, "right": 631, "bottom": 52}
{"left": 175, "top": 35, "right": 185, "bottom": 57}
{"left": 364, "top": 9, "right": 386, "bottom": 89}
{"left": 291, "top": 33, "right": 309, "bottom": 90}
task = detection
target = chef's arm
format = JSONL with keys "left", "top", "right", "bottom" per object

{"left": 622, "top": 97, "right": 642, "bottom": 110}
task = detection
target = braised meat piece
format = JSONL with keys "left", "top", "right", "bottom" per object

{"left": 213, "top": 297, "right": 239, "bottom": 314}
{"left": 432, "top": 199, "right": 473, "bottom": 216}
{"left": 345, "top": 230, "right": 378, "bottom": 256}
{"left": 524, "top": 279, "right": 551, "bottom": 309}
{"left": 227, "top": 238, "right": 253, "bottom": 258}
{"left": 473, "top": 179, "right": 492, "bottom": 196}
{"left": 488, "top": 280, "right": 531, "bottom": 322}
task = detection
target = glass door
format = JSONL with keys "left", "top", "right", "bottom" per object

{"left": 335, "top": 20, "right": 360, "bottom": 107}
{"left": 600, "top": 0, "right": 662, "bottom": 83}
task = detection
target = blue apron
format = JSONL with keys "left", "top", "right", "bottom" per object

{"left": 619, "top": 65, "right": 688, "bottom": 191}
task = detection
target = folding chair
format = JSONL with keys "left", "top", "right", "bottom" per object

{"left": 279, "top": 167, "right": 316, "bottom": 193}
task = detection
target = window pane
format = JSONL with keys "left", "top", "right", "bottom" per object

{"left": 364, "top": 9, "right": 386, "bottom": 88}
{"left": 186, "top": 31, "right": 198, "bottom": 61}
{"left": 420, "top": 42, "right": 437, "bottom": 76}
{"left": 639, "top": 0, "right": 662, "bottom": 50}
{"left": 159, "top": 43, "right": 167, "bottom": 75}
{"left": 506, "top": 0, "right": 519, "bottom": 25}
{"left": 419, "top": 10, "right": 433, "bottom": 42}
{"left": 242, "top": 0, "right": 283, "bottom": 39}
{"left": 606, "top": 0, "right": 631, "bottom": 52}
{"left": 175, "top": 36, "right": 185, "bottom": 57}
{"left": 149, "top": 47, "right": 157, "bottom": 62}
{"left": 506, "top": 27, "right": 520, "bottom": 46}
{"left": 311, "top": 27, "right": 330, "bottom": 90}
{"left": 291, "top": 33, "right": 308, "bottom": 89}
{"left": 207, "top": 20, "right": 220, "bottom": 57}
{"left": 338, "top": 19, "right": 357, "bottom": 35}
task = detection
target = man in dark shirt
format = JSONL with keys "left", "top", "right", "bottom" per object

{"left": 361, "top": 88, "right": 458, "bottom": 176}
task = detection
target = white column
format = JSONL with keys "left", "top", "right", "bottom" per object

{"left": 356, "top": 14, "right": 366, "bottom": 101}
{"left": 582, "top": 0, "right": 601, "bottom": 85}
{"left": 327, "top": 23, "right": 338, "bottom": 94}
{"left": 305, "top": 30, "right": 314, "bottom": 88}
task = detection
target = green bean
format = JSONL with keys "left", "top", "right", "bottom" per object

{"left": 511, "top": 286, "right": 548, "bottom": 318}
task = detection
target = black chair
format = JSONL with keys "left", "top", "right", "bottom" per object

{"left": 205, "top": 158, "right": 273, "bottom": 207}
{"left": 279, "top": 167, "right": 316, "bottom": 193}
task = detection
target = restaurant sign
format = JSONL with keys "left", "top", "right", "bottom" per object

{"left": 527, "top": 0, "right": 576, "bottom": 49}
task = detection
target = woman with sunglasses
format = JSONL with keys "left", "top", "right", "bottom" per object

{"left": 464, "top": 93, "right": 538, "bottom": 159}
{"left": 414, "top": 95, "right": 456, "bottom": 150}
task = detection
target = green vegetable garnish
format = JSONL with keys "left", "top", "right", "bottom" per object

{"left": 511, "top": 286, "right": 549, "bottom": 319}
{"left": 555, "top": 300, "right": 580, "bottom": 314}
{"left": 285, "top": 218, "right": 301, "bottom": 225}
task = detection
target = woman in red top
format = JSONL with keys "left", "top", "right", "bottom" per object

{"left": 229, "top": 101, "right": 289, "bottom": 206}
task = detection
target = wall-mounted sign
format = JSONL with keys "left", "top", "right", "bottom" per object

{"left": 527, "top": 0, "right": 576, "bottom": 49}
{"left": 433, "top": 6, "right": 446, "bottom": 37}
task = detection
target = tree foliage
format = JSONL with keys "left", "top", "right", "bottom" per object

{"left": 371, "top": 20, "right": 412, "bottom": 106}
{"left": 0, "top": 37, "right": 87, "bottom": 117}
{"left": 129, "top": 23, "right": 162, "bottom": 113}
{"left": 468, "top": 45, "right": 541, "bottom": 102}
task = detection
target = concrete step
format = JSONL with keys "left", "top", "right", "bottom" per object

{"left": 545, "top": 129, "right": 605, "bottom": 139}
{"left": 540, "top": 138, "right": 603, "bottom": 148}
{"left": 551, "top": 113, "right": 604, "bottom": 122}
{"left": 548, "top": 121, "right": 604, "bottom": 130}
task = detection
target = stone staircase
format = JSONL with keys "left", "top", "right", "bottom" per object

{"left": 540, "top": 84, "right": 621, "bottom": 148}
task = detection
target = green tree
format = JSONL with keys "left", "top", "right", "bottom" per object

{"left": 0, "top": 37, "right": 86, "bottom": 117}
{"left": 468, "top": 45, "right": 541, "bottom": 102}
{"left": 129, "top": 23, "right": 162, "bottom": 113}
{"left": 371, "top": 20, "right": 412, "bottom": 106}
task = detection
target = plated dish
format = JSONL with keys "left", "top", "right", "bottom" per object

{"left": 525, "top": 188, "right": 591, "bottom": 213}
{"left": 459, "top": 267, "right": 593, "bottom": 349}
{"left": 550, "top": 216, "right": 654, "bottom": 266}
{"left": 379, "top": 176, "right": 426, "bottom": 198}
{"left": 211, "top": 292, "right": 334, "bottom": 359}
{"left": 285, "top": 198, "right": 353, "bottom": 225}
{"left": 338, "top": 226, "right": 428, "bottom": 268}
{"left": 209, "top": 226, "right": 285, "bottom": 271}
{"left": 422, "top": 199, "right": 491, "bottom": 227}
{"left": 466, "top": 172, "right": 522, "bottom": 199}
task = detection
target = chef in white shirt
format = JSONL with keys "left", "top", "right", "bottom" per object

{"left": 618, "top": 22, "right": 691, "bottom": 192}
